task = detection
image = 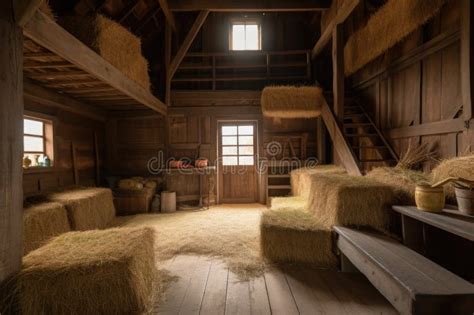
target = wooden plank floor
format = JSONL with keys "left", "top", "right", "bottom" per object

{"left": 153, "top": 255, "right": 397, "bottom": 315}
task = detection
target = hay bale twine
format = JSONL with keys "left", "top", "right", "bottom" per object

{"left": 431, "top": 154, "right": 474, "bottom": 203}
{"left": 260, "top": 209, "right": 337, "bottom": 267}
{"left": 16, "top": 227, "right": 156, "bottom": 315}
{"left": 22, "top": 202, "right": 71, "bottom": 255}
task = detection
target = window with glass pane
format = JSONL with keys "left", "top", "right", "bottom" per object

{"left": 230, "top": 21, "right": 261, "bottom": 51}
{"left": 23, "top": 117, "right": 53, "bottom": 168}
{"left": 221, "top": 124, "right": 255, "bottom": 166}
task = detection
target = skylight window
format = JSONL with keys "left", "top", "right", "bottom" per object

{"left": 230, "top": 20, "right": 261, "bottom": 51}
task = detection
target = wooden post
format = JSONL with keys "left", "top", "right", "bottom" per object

{"left": 0, "top": 1, "right": 23, "bottom": 281}
{"left": 165, "top": 22, "right": 172, "bottom": 106}
{"left": 461, "top": 0, "right": 473, "bottom": 134}
{"left": 332, "top": 23, "right": 345, "bottom": 121}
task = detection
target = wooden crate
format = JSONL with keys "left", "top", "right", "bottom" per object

{"left": 113, "top": 187, "right": 156, "bottom": 215}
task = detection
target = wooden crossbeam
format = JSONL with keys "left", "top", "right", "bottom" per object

{"left": 14, "top": 0, "right": 43, "bottom": 26}
{"left": 23, "top": 61, "right": 76, "bottom": 69}
{"left": 27, "top": 71, "right": 91, "bottom": 80}
{"left": 168, "top": 10, "right": 209, "bottom": 80}
{"left": 311, "top": 0, "right": 360, "bottom": 59}
{"left": 168, "top": 0, "right": 330, "bottom": 11}
{"left": 158, "top": 0, "right": 177, "bottom": 31}
{"left": 24, "top": 10, "right": 167, "bottom": 115}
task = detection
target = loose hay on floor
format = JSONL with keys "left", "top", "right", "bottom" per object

{"left": 366, "top": 167, "right": 430, "bottom": 205}
{"left": 306, "top": 174, "right": 394, "bottom": 233}
{"left": 16, "top": 227, "right": 156, "bottom": 315}
{"left": 431, "top": 154, "right": 474, "bottom": 202}
{"left": 261, "top": 86, "right": 325, "bottom": 118}
{"left": 114, "top": 204, "right": 266, "bottom": 279}
{"left": 290, "top": 165, "right": 347, "bottom": 199}
{"left": 47, "top": 188, "right": 116, "bottom": 231}
{"left": 22, "top": 202, "right": 71, "bottom": 255}
{"left": 270, "top": 196, "right": 307, "bottom": 211}
{"left": 260, "top": 209, "right": 336, "bottom": 267}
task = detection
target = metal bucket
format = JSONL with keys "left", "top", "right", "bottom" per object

{"left": 455, "top": 186, "right": 474, "bottom": 215}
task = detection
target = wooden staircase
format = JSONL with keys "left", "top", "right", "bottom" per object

{"left": 342, "top": 102, "right": 398, "bottom": 172}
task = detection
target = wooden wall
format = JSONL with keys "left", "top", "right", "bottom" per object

{"left": 23, "top": 96, "right": 105, "bottom": 197}
{"left": 346, "top": 0, "right": 473, "bottom": 171}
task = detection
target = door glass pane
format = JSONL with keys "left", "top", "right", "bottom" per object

{"left": 223, "top": 156, "right": 238, "bottom": 166}
{"left": 232, "top": 25, "right": 245, "bottom": 50}
{"left": 238, "top": 125, "right": 253, "bottom": 135}
{"left": 24, "top": 119, "right": 43, "bottom": 136}
{"left": 239, "top": 136, "right": 253, "bottom": 145}
{"left": 239, "top": 146, "right": 254, "bottom": 155}
{"left": 222, "top": 126, "right": 237, "bottom": 135}
{"left": 245, "top": 24, "right": 259, "bottom": 50}
{"left": 222, "top": 146, "right": 237, "bottom": 155}
{"left": 239, "top": 156, "right": 254, "bottom": 165}
{"left": 222, "top": 136, "right": 237, "bottom": 145}
{"left": 24, "top": 136, "right": 44, "bottom": 152}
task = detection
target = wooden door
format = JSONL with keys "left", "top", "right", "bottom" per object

{"left": 218, "top": 122, "right": 258, "bottom": 203}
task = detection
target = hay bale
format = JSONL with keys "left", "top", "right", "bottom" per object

{"left": 22, "top": 202, "right": 71, "bottom": 255}
{"left": 431, "top": 154, "right": 474, "bottom": 202}
{"left": 260, "top": 209, "right": 337, "bottom": 267}
{"left": 344, "top": 0, "right": 446, "bottom": 76}
{"left": 366, "top": 167, "right": 430, "bottom": 205}
{"left": 306, "top": 174, "right": 394, "bottom": 233}
{"left": 290, "top": 165, "right": 346, "bottom": 199}
{"left": 118, "top": 178, "right": 144, "bottom": 190}
{"left": 47, "top": 188, "right": 116, "bottom": 231}
{"left": 59, "top": 14, "right": 150, "bottom": 90}
{"left": 270, "top": 196, "right": 307, "bottom": 211}
{"left": 261, "top": 86, "right": 325, "bottom": 118}
{"left": 16, "top": 227, "right": 156, "bottom": 315}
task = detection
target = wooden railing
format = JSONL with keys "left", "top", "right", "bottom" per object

{"left": 172, "top": 50, "right": 311, "bottom": 90}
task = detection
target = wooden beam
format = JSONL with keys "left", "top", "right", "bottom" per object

{"left": 158, "top": 0, "right": 177, "bottom": 32}
{"left": 311, "top": 0, "right": 360, "bottom": 59}
{"left": 165, "top": 21, "right": 172, "bottom": 105}
{"left": 168, "top": 0, "right": 330, "bottom": 11}
{"left": 168, "top": 10, "right": 209, "bottom": 80}
{"left": 23, "top": 10, "right": 167, "bottom": 116}
{"left": 461, "top": 0, "right": 473, "bottom": 122}
{"left": 0, "top": 3, "right": 23, "bottom": 281}
{"left": 24, "top": 79, "right": 107, "bottom": 121}
{"left": 321, "top": 100, "right": 361, "bottom": 176}
{"left": 332, "top": 23, "right": 344, "bottom": 120}
{"left": 14, "top": 0, "right": 43, "bottom": 27}
{"left": 388, "top": 118, "right": 466, "bottom": 139}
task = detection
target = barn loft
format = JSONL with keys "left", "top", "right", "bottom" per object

{"left": 1, "top": 0, "right": 474, "bottom": 314}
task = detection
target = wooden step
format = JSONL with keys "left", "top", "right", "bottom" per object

{"left": 344, "top": 123, "right": 372, "bottom": 127}
{"left": 352, "top": 145, "right": 388, "bottom": 150}
{"left": 334, "top": 226, "right": 474, "bottom": 315}
{"left": 268, "top": 174, "right": 290, "bottom": 178}
{"left": 359, "top": 159, "right": 395, "bottom": 163}
{"left": 345, "top": 133, "right": 379, "bottom": 138}
{"left": 268, "top": 185, "right": 291, "bottom": 189}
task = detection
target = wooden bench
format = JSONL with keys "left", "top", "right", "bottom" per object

{"left": 334, "top": 226, "right": 474, "bottom": 315}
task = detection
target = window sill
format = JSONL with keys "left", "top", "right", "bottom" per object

{"left": 23, "top": 166, "right": 55, "bottom": 174}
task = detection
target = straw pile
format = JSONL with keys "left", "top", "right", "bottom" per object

{"left": 47, "top": 188, "right": 116, "bottom": 231}
{"left": 366, "top": 167, "right": 430, "bottom": 205}
{"left": 344, "top": 0, "right": 446, "bottom": 76}
{"left": 431, "top": 154, "right": 474, "bottom": 202}
{"left": 290, "top": 165, "right": 346, "bottom": 199}
{"left": 260, "top": 208, "right": 337, "bottom": 267}
{"left": 261, "top": 86, "right": 325, "bottom": 118}
{"left": 270, "top": 196, "right": 307, "bottom": 211}
{"left": 40, "top": 1, "right": 55, "bottom": 20}
{"left": 59, "top": 14, "right": 150, "bottom": 90}
{"left": 16, "top": 227, "right": 156, "bottom": 315}
{"left": 22, "top": 202, "right": 71, "bottom": 255}
{"left": 306, "top": 174, "right": 394, "bottom": 233}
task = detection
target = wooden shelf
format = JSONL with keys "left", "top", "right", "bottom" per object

{"left": 23, "top": 11, "right": 166, "bottom": 115}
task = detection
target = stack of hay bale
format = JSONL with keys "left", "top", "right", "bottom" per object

{"left": 59, "top": 14, "right": 151, "bottom": 90}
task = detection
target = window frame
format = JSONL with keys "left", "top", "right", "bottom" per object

{"left": 228, "top": 18, "right": 262, "bottom": 51}
{"left": 23, "top": 111, "right": 56, "bottom": 172}
{"left": 220, "top": 124, "right": 256, "bottom": 166}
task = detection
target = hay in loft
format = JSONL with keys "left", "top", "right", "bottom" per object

{"left": 366, "top": 167, "right": 430, "bottom": 205}
{"left": 260, "top": 208, "right": 336, "bottom": 268}
{"left": 59, "top": 14, "right": 151, "bottom": 90}
{"left": 16, "top": 227, "right": 156, "bottom": 315}
{"left": 431, "top": 154, "right": 474, "bottom": 203}
{"left": 47, "top": 188, "right": 116, "bottom": 231}
{"left": 270, "top": 196, "right": 307, "bottom": 211}
{"left": 306, "top": 174, "right": 394, "bottom": 233}
{"left": 290, "top": 165, "right": 346, "bottom": 199}
{"left": 261, "top": 86, "right": 325, "bottom": 118}
{"left": 22, "top": 202, "right": 71, "bottom": 255}
{"left": 40, "top": 1, "right": 55, "bottom": 20}
{"left": 344, "top": 0, "right": 446, "bottom": 76}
